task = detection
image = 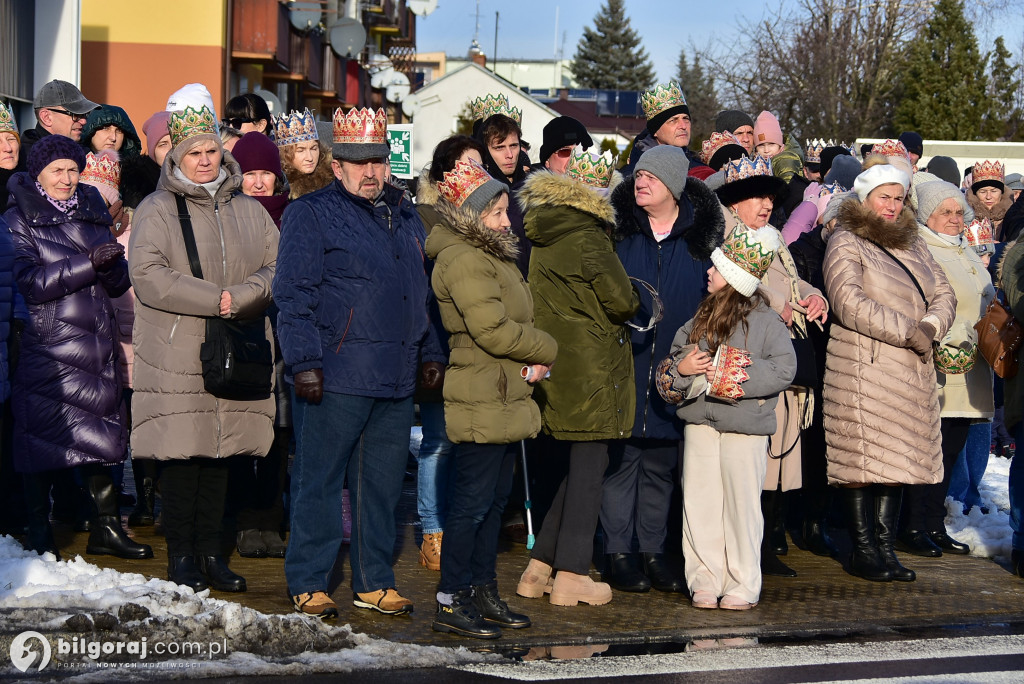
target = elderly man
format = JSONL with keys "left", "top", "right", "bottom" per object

{"left": 274, "top": 107, "right": 443, "bottom": 620}
{"left": 622, "top": 81, "right": 712, "bottom": 180}
{"left": 16, "top": 80, "right": 98, "bottom": 171}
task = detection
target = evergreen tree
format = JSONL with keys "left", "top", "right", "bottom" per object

{"left": 678, "top": 50, "right": 721, "bottom": 152}
{"left": 984, "top": 36, "right": 1022, "bottom": 140}
{"left": 570, "top": 0, "right": 656, "bottom": 91}
{"left": 893, "top": 0, "right": 989, "bottom": 139}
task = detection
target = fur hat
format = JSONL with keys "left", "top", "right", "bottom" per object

{"left": 27, "top": 134, "right": 87, "bottom": 179}
{"left": 714, "top": 155, "right": 788, "bottom": 208}
{"left": 714, "top": 110, "right": 754, "bottom": 135}
{"left": 753, "top": 111, "right": 783, "bottom": 148}
{"left": 540, "top": 116, "right": 592, "bottom": 163}
{"left": 711, "top": 225, "right": 781, "bottom": 296}
{"left": 852, "top": 164, "right": 910, "bottom": 202}
{"left": 635, "top": 145, "right": 689, "bottom": 200}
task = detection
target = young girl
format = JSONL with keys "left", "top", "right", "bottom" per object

{"left": 657, "top": 225, "right": 796, "bottom": 610}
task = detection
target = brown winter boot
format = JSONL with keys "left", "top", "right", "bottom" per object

{"left": 549, "top": 571, "right": 613, "bottom": 607}
{"left": 516, "top": 558, "right": 554, "bottom": 598}
{"left": 419, "top": 532, "right": 443, "bottom": 571}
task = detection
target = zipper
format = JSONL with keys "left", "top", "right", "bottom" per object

{"left": 168, "top": 315, "right": 181, "bottom": 344}
{"left": 640, "top": 244, "right": 664, "bottom": 437}
{"left": 214, "top": 200, "right": 227, "bottom": 282}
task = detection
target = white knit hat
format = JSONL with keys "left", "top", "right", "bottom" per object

{"left": 166, "top": 83, "right": 218, "bottom": 122}
{"left": 853, "top": 164, "right": 910, "bottom": 202}
{"left": 710, "top": 225, "right": 781, "bottom": 296}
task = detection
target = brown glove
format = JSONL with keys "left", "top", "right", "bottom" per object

{"left": 906, "top": 321, "right": 936, "bottom": 359}
{"left": 420, "top": 362, "right": 445, "bottom": 391}
{"left": 293, "top": 369, "right": 324, "bottom": 404}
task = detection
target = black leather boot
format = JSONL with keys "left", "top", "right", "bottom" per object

{"left": 768, "top": 490, "right": 789, "bottom": 555}
{"left": 602, "top": 552, "right": 651, "bottom": 592}
{"left": 761, "top": 491, "right": 796, "bottom": 577}
{"left": 642, "top": 552, "right": 685, "bottom": 592}
{"left": 875, "top": 485, "right": 915, "bottom": 582}
{"left": 895, "top": 530, "right": 942, "bottom": 557}
{"left": 22, "top": 474, "right": 60, "bottom": 560}
{"left": 83, "top": 470, "right": 153, "bottom": 559}
{"left": 801, "top": 489, "right": 839, "bottom": 557}
{"left": 196, "top": 555, "right": 246, "bottom": 592}
{"left": 841, "top": 487, "right": 892, "bottom": 581}
{"left": 128, "top": 473, "right": 155, "bottom": 527}
{"left": 433, "top": 588, "right": 501, "bottom": 639}
{"left": 473, "top": 582, "right": 531, "bottom": 628}
{"left": 168, "top": 556, "right": 207, "bottom": 592}
{"left": 927, "top": 529, "right": 970, "bottom": 555}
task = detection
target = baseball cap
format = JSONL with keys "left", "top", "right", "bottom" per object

{"left": 33, "top": 80, "right": 99, "bottom": 115}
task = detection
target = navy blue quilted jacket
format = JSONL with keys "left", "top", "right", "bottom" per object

{"left": 274, "top": 180, "right": 443, "bottom": 398}
{"left": 5, "top": 172, "right": 129, "bottom": 472}
{"left": 0, "top": 211, "right": 24, "bottom": 404}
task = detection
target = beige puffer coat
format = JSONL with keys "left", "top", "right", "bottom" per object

{"left": 128, "top": 154, "right": 278, "bottom": 460}
{"left": 822, "top": 201, "right": 956, "bottom": 485}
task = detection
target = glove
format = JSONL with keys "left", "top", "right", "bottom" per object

{"left": 89, "top": 242, "right": 124, "bottom": 271}
{"left": 420, "top": 361, "right": 445, "bottom": 391}
{"left": 907, "top": 320, "right": 936, "bottom": 358}
{"left": 293, "top": 369, "right": 324, "bottom": 404}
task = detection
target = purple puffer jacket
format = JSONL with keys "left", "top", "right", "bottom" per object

{"left": 4, "top": 172, "right": 130, "bottom": 473}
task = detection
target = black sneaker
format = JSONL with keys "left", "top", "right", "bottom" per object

{"left": 473, "top": 582, "right": 531, "bottom": 629}
{"left": 432, "top": 589, "right": 501, "bottom": 639}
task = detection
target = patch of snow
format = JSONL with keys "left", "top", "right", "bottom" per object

{"left": 944, "top": 454, "right": 1013, "bottom": 560}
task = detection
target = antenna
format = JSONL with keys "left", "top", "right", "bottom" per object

{"left": 493, "top": 11, "right": 499, "bottom": 74}
{"left": 469, "top": 0, "right": 482, "bottom": 54}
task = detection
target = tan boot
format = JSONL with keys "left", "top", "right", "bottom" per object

{"left": 419, "top": 532, "right": 442, "bottom": 571}
{"left": 516, "top": 558, "right": 554, "bottom": 598}
{"left": 549, "top": 570, "right": 612, "bottom": 607}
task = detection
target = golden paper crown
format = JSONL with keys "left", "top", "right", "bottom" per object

{"left": 700, "top": 132, "right": 743, "bottom": 165}
{"left": 333, "top": 107, "right": 387, "bottom": 145}
{"left": 720, "top": 226, "right": 778, "bottom": 281}
{"left": 708, "top": 345, "right": 753, "bottom": 403}
{"left": 871, "top": 139, "right": 910, "bottom": 161}
{"left": 169, "top": 105, "right": 218, "bottom": 148}
{"left": 804, "top": 138, "right": 832, "bottom": 164}
{"left": 935, "top": 343, "right": 977, "bottom": 375}
{"left": 470, "top": 93, "right": 522, "bottom": 125}
{"left": 80, "top": 151, "right": 120, "bottom": 190}
{"left": 972, "top": 160, "right": 1005, "bottom": 185}
{"left": 641, "top": 81, "right": 687, "bottom": 121}
{"left": 723, "top": 154, "right": 773, "bottom": 184}
{"left": 965, "top": 218, "right": 994, "bottom": 247}
{"left": 566, "top": 148, "right": 615, "bottom": 188}
{"left": 437, "top": 159, "right": 493, "bottom": 208}
{"left": 275, "top": 108, "right": 318, "bottom": 147}
{"left": 0, "top": 101, "right": 17, "bottom": 136}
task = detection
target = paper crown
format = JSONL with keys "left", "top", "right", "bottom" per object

{"left": 274, "top": 108, "right": 318, "bottom": 147}
{"left": 0, "top": 101, "right": 17, "bottom": 136}
{"left": 819, "top": 181, "right": 846, "bottom": 196}
{"left": 566, "top": 148, "right": 615, "bottom": 188}
{"left": 972, "top": 160, "right": 1005, "bottom": 185}
{"left": 641, "top": 82, "right": 687, "bottom": 121}
{"left": 169, "top": 105, "right": 218, "bottom": 148}
{"left": 470, "top": 93, "right": 522, "bottom": 125}
{"left": 934, "top": 342, "right": 977, "bottom": 375}
{"left": 805, "top": 138, "right": 833, "bottom": 164}
{"left": 871, "top": 139, "right": 910, "bottom": 161}
{"left": 719, "top": 225, "right": 778, "bottom": 281}
{"left": 707, "top": 345, "right": 753, "bottom": 403}
{"left": 437, "top": 159, "right": 493, "bottom": 208}
{"left": 723, "top": 154, "right": 774, "bottom": 185}
{"left": 965, "top": 217, "right": 995, "bottom": 247}
{"left": 333, "top": 107, "right": 387, "bottom": 145}
{"left": 80, "top": 151, "right": 120, "bottom": 190}
{"left": 701, "top": 132, "right": 743, "bottom": 165}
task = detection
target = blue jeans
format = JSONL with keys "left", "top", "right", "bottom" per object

{"left": 439, "top": 442, "right": 514, "bottom": 593}
{"left": 285, "top": 390, "right": 413, "bottom": 596}
{"left": 948, "top": 421, "right": 991, "bottom": 511}
{"left": 1013, "top": 423, "right": 1024, "bottom": 551}
{"left": 416, "top": 401, "right": 453, "bottom": 534}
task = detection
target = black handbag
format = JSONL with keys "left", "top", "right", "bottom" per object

{"left": 175, "top": 194, "right": 273, "bottom": 401}
{"left": 790, "top": 325, "right": 817, "bottom": 389}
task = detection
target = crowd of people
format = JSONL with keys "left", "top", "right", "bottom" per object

{"left": 2, "top": 76, "right": 1024, "bottom": 641}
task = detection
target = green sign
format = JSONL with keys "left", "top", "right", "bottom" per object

{"left": 387, "top": 125, "right": 414, "bottom": 179}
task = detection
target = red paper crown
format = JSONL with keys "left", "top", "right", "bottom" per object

{"left": 965, "top": 218, "right": 994, "bottom": 247}
{"left": 80, "top": 151, "right": 121, "bottom": 190}
{"left": 333, "top": 107, "right": 387, "bottom": 145}
{"left": 972, "top": 160, "right": 1005, "bottom": 185}
{"left": 700, "top": 132, "right": 742, "bottom": 165}
{"left": 804, "top": 138, "right": 832, "bottom": 164}
{"left": 870, "top": 139, "right": 910, "bottom": 161}
{"left": 437, "top": 159, "right": 492, "bottom": 208}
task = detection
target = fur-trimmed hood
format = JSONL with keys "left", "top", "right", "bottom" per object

{"left": 517, "top": 169, "right": 619, "bottom": 229}
{"left": 830, "top": 200, "right": 919, "bottom": 251}
{"left": 426, "top": 194, "right": 520, "bottom": 262}
{"left": 609, "top": 174, "right": 724, "bottom": 260}
{"left": 966, "top": 186, "right": 1014, "bottom": 228}
{"left": 416, "top": 165, "right": 441, "bottom": 206}
{"left": 281, "top": 141, "right": 335, "bottom": 199}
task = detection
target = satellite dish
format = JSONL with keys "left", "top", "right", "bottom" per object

{"left": 385, "top": 72, "right": 411, "bottom": 103}
{"left": 408, "top": 0, "right": 438, "bottom": 15}
{"left": 402, "top": 93, "right": 422, "bottom": 118}
{"left": 288, "top": 2, "right": 323, "bottom": 31}
{"left": 252, "top": 89, "right": 283, "bottom": 117}
{"left": 328, "top": 18, "right": 366, "bottom": 59}
{"left": 370, "top": 66, "right": 396, "bottom": 90}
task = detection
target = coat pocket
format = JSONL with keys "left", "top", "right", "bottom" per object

{"left": 498, "top": 365, "right": 508, "bottom": 405}
{"left": 333, "top": 308, "right": 354, "bottom": 353}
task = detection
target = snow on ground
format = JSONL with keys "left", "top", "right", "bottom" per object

{"left": 944, "top": 454, "right": 1014, "bottom": 561}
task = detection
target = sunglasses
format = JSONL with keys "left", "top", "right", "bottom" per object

{"left": 552, "top": 146, "right": 576, "bottom": 159}
{"left": 223, "top": 118, "right": 253, "bottom": 130}
{"left": 47, "top": 108, "right": 88, "bottom": 121}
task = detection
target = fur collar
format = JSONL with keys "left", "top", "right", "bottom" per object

{"left": 416, "top": 165, "right": 441, "bottom": 206}
{"left": 610, "top": 175, "right": 724, "bottom": 260}
{"left": 433, "top": 195, "right": 520, "bottom": 261}
{"left": 516, "top": 170, "right": 618, "bottom": 226}
{"left": 833, "top": 200, "right": 919, "bottom": 250}
{"left": 966, "top": 187, "right": 1014, "bottom": 226}
{"left": 282, "top": 142, "right": 335, "bottom": 199}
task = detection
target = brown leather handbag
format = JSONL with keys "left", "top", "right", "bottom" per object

{"left": 974, "top": 293, "right": 1023, "bottom": 379}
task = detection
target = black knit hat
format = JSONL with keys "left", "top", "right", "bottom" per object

{"left": 898, "top": 131, "right": 923, "bottom": 157}
{"left": 925, "top": 155, "right": 960, "bottom": 187}
{"left": 647, "top": 104, "right": 689, "bottom": 135}
{"left": 714, "top": 110, "right": 754, "bottom": 134}
{"left": 819, "top": 146, "right": 852, "bottom": 177}
{"left": 539, "top": 116, "right": 593, "bottom": 163}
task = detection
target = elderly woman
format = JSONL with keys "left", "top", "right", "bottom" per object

{"left": 4, "top": 135, "right": 152, "bottom": 561}
{"left": 822, "top": 164, "right": 956, "bottom": 583}
{"left": 130, "top": 103, "right": 278, "bottom": 593}
{"left": 1, "top": 101, "right": 21, "bottom": 191}
{"left": 275, "top": 109, "right": 333, "bottom": 199}
{"left": 715, "top": 155, "right": 828, "bottom": 579}
{"left": 896, "top": 181, "right": 993, "bottom": 558}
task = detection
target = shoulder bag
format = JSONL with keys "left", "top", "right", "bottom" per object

{"left": 974, "top": 291, "right": 1022, "bottom": 379}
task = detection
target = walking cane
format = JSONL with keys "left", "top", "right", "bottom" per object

{"left": 519, "top": 440, "right": 536, "bottom": 550}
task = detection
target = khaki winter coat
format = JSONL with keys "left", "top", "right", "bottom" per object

{"left": 997, "top": 242, "right": 1024, "bottom": 430}
{"left": 424, "top": 194, "right": 557, "bottom": 445}
{"left": 821, "top": 201, "right": 956, "bottom": 486}
{"left": 128, "top": 155, "right": 278, "bottom": 460}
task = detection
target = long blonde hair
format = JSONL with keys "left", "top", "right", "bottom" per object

{"left": 689, "top": 285, "right": 768, "bottom": 353}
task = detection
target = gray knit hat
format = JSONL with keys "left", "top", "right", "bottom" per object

{"left": 715, "top": 110, "right": 754, "bottom": 134}
{"left": 824, "top": 155, "right": 862, "bottom": 191}
{"left": 914, "top": 180, "right": 970, "bottom": 225}
{"left": 926, "top": 156, "right": 961, "bottom": 187}
{"left": 635, "top": 145, "right": 689, "bottom": 200}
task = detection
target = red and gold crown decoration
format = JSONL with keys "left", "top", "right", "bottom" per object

{"left": 804, "top": 138, "right": 833, "bottom": 164}
{"left": 0, "top": 101, "right": 17, "bottom": 136}
{"left": 723, "top": 154, "right": 773, "bottom": 185}
{"left": 870, "top": 139, "right": 910, "bottom": 161}
{"left": 707, "top": 345, "right": 753, "bottom": 404}
{"left": 965, "top": 217, "right": 994, "bottom": 248}
{"left": 972, "top": 160, "right": 1005, "bottom": 185}
{"left": 641, "top": 81, "right": 687, "bottom": 121}
{"left": 700, "top": 132, "right": 743, "bottom": 165}
{"left": 566, "top": 148, "right": 615, "bottom": 188}
{"left": 80, "top": 151, "right": 121, "bottom": 190}
{"left": 274, "top": 108, "right": 318, "bottom": 147}
{"left": 169, "top": 105, "right": 218, "bottom": 148}
{"left": 333, "top": 107, "right": 387, "bottom": 145}
{"left": 470, "top": 93, "right": 522, "bottom": 125}
{"left": 437, "top": 159, "right": 493, "bottom": 208}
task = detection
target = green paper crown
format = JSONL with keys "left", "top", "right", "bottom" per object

{"left": 566, "top": 148, "right": 615, "bottom": 188}
{"left": 169, "top": 105, "right": 218, "bottom": 148}
{"left": 470, "top": 93, "right": 522, "bottom": 125}
{"left": 721, "top": 227, "right": 777, "bottom": 280}
{"left": 0, "top": 101, "right": 17, "bottom": 135}
{"left": 641, "top": 82, "right": 686, "bottom": 121}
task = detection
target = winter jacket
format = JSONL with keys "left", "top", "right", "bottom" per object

{"left": 273, "top": 179, "right": 442, "bottom": 398}
{"left": 414, "top": 172, "right": 453, "bottom": 404}
{"left": 425, "top": 194, "right": 557, "bottom": 444}
{"left": 520, "top": 171, "right": 639, "bottom": 440}
{"left": 1000, "top": 242, "right": 1024, "bottom": 430}
{"left": 821, "top": 201, "right": 956, "bottom": 486}
{"left": 14, "top": 124, "right": 48, "bottom": 173}
{"left": 661, "top": 303, "right": 796, "bottom": 435}
{"left": 611, "top": 175, "right": 725, "bottom": 439}
{"left": 1002, "top": 191, "right": 1024, "bottom": 243}
{"left": 128, "top": 154, "right": 278, "bottom": 461}
{"left": 5, "top": 174, "right": 130, "bottom": 472}
{"left": 113, "top": 225, "right": 134, "bottom": 388}
{"left": 81, "top": 105, "right": 142, "bottom": 159}
{"left": 620, "top": 131, "right": 712, "bottom": 180}
{"left": 0, "top": 213, "right": 21, "bottom": 403}
{"left": 770, "top": 134, "right": 804, "bottom": 184}
{"left": 919, "top": 225, "right": 994, "bottom": 419}
{"left": 967, "top": 187, "right": 1015, "bottom": 241}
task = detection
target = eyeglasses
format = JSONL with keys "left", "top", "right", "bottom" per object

{"left": 223, "top": 118, "right": 253, "bottom": 130}
{"left": 552, "top": 146, "right": 575, "bottom": 159}
{"left": 47, "top": 108, "right": 87, "bottom": 121}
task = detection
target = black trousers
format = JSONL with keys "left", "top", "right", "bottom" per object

{"left": 599, "top": 438, "right": 678, "bottom": 554}
{"left": 227, "top": 427, "right": 289, "bottom": 532}
{"left": 901, "top": 417, "right": 971, "bottom": 532}
{"left": 531, "top": 441, "right": 610, "bottom": 574}
{"left": 161, "top": 459, "right": 230, "bottom": 557}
